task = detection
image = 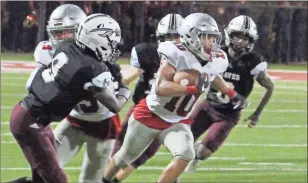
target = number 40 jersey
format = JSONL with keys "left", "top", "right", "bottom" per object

{"left": 25, "top": 39, "right": 116, "bottom": 123}
{"left": 146, "top": 41, "right": 228, "bottom": 123}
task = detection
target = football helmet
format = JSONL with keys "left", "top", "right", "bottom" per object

{"left": 47, "top": 4, "right": 86, "bottom": 48}
{"left": 156, "top": 14, "right": 184, "bottom": 43}
{"left": 225, "top": 15, "right": 259, "bottom": 52}
{"left": 76, "top": 13, "right": 122, "bottom": 63}
{"left": 179, "top": 13, "right": 221, "bottom": 61}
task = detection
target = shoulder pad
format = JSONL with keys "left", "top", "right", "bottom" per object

{"left": 34, "top": 41, "right": 54, "bottom": 66}
{"left": 245, "top": 52, "right": 267, "bottom": 75}
{"left": 211, "top": 49, "right": 229, "bottom": 74}
{"left": 157, "top": 41, "right": 187, "bottom": 69}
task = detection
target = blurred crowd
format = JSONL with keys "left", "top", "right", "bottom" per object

{"left": 1, "top": 1, "right": 307, "bottom": 63}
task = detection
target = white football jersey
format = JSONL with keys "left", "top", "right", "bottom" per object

{"left": 32, "top": 40, "right": 116, "bottom": 122}
{"left": 146, "top": 41, "right": 228, "bottom": 123}
{"left": 34, "top": 41, "right": 55, "bottom": 66}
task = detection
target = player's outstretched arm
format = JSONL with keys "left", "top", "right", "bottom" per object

{"left": 245, "top": 71, "right": 274, "bottom": 127}
{"left": 155, "top": 60, "right": 197, "bottom": 97}
{"left": 84, "top": 71, "right": 122, "bottom": 113}
{"left": 89, "top": 85, "right": 121, "bottom": 114}
{"left": 122, "top": 66, "right": 140, "bottom": 86}
{"left": 121, "top": 46, "right": 142, "bottom": 86}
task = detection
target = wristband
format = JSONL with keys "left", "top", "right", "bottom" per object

{"left": 117, "top": 87, "right": 131, "bottom": 100}
{"left": 226, "top": 88, "right": 237, "bottom": 98}
{"left": 186, "top": 86, "right": 198, "bottom": 95}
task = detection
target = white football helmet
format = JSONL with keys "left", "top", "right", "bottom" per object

{"left": 225, "top": 15, "right": 259, "bottom": 52}
{"left": 179, "top": 13, "right": 222, "bottom": 61}
{"left": 47, "top": 4, "right": 86, "bottom": 48}
{"left": 156, "top": 14, "right": 184, "bottom": 43}
{"left": 75, "top": 13, "right": 122, "bottom": 63}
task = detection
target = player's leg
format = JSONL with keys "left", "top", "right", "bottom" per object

{"left": 79, "top": 137, "right": 115, "bottom": 183}
{"left": 113, "top": 138, "right": 161, "bottom": 182}
{"left": 190, "top": 100, "right": 213, "bottom": 141}
{"left": 53, "top": 118, "right": 84, "bottom": 167}
{"left": 158, "top": 123, "right": 195, "bottom": 183}
{"left": 185, "top": 100, "right": 213, "bottom": 172}
{"left": 197, "top": 119, "right": 237, "bottom": 159}
{"left": 103, "top": 115, "right": 160, "bottom": 182}
{"left": 9, "top": 103, "right": 67, "bottom": 183}
{"left": 186, "top": 110, "right": 239, "bottom": 172}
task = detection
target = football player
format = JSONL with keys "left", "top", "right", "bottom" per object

{"left": 29, "top": 5, "right": 129, "bottom": 183}
{"left": 47, "top": 6, "right": 128, "bottom": 183}
{"left": 111, "top": 14, "right": 184, "bottom": 183}
{"left": 8, "top": 13, "right": 127, "bottom": 183}
{"left": 185, "top": 15, "right": 275, "bottom": 173}
{"left": 102, "top": 13, "right": 246, "bottom": 183}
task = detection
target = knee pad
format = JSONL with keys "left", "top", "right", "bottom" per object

{"left": 175, "top": 144, "right": 195, "bottom": 162}
{"left": 194, "top": 141, "right": 213, "bottom": 160}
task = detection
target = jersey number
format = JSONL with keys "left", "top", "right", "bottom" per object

{"left": 42, "top": 52, "right": 68, "bottom": 83}
{"left": 77, "top": 97, "right": 99, "bottom": 113}
{"left": 164, "top": 95, "right": 196, "bottom": 116}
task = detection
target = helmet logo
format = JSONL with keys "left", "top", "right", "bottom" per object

{"left": 97, "top": 23, "right": 104, "bottom": 29}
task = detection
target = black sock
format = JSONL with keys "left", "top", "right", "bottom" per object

{"left": 102, "top": 177, "right": 112, "bottom": 183}
{"left": 5, "top": 177, "right": 32, "bottom": 183}
{"left": 112, "top": 177, "right": 120, "bottom": 183}
{"left": 112, "top": 177, "right": 121, "bottom": 183}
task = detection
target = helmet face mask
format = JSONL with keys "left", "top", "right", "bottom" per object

{"left": 229, "top": 31, "right": 251, "bottom": 52}
{"left": 225, "top": 15, "right": 259, "bottom": 53}
{"left": 48, "top": 27, "right": 75, "bottom": 41}
{"left": 47, "top": 4, "right": 86, "bottom": 48}
{"left": 76, "top": 14, "right": 123, "bottom": 63}
{"left": 199, "top": 32, "right": 222, "bottom": 56}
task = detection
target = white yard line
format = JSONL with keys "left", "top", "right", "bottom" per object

{"left": 1, "top": 140, "right": 306, "bottom": 147}
{"left": 238, "top": 162, "right": 295, "bottom": 166}
{"left": 1, "top": 166, "right": 306, "bottom": 172}
{"left": 154, "top": 152, "right": 247, "bottom": 160}
{"left": 224, "top": 143, "right": 307, "bottom": 147}
{"left": 236, "top": 124, "right": 307, "bottom": 128}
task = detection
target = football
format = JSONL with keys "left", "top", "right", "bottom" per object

{"left": 173, "top": 69, "right": 200, "bottom": 86}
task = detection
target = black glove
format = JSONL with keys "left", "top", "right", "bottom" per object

{"left": 105, "top": 62, "right": 123, "bottom": 87}
{"left": 195, "top": 72, "right": 210, "bottom": 95}
{"left": 230, "top": 93, "right": 249, "bottom": 109}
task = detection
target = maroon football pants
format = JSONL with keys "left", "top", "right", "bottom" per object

{"left": 190, "top": 100, "right": 240, "bottom": 152}
{"left": 10, "top": 103, "right": 67, "bottom": 183}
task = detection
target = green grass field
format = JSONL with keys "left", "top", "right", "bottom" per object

{"left": 1, "top": 57, "right": 307, "bottom": 182}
